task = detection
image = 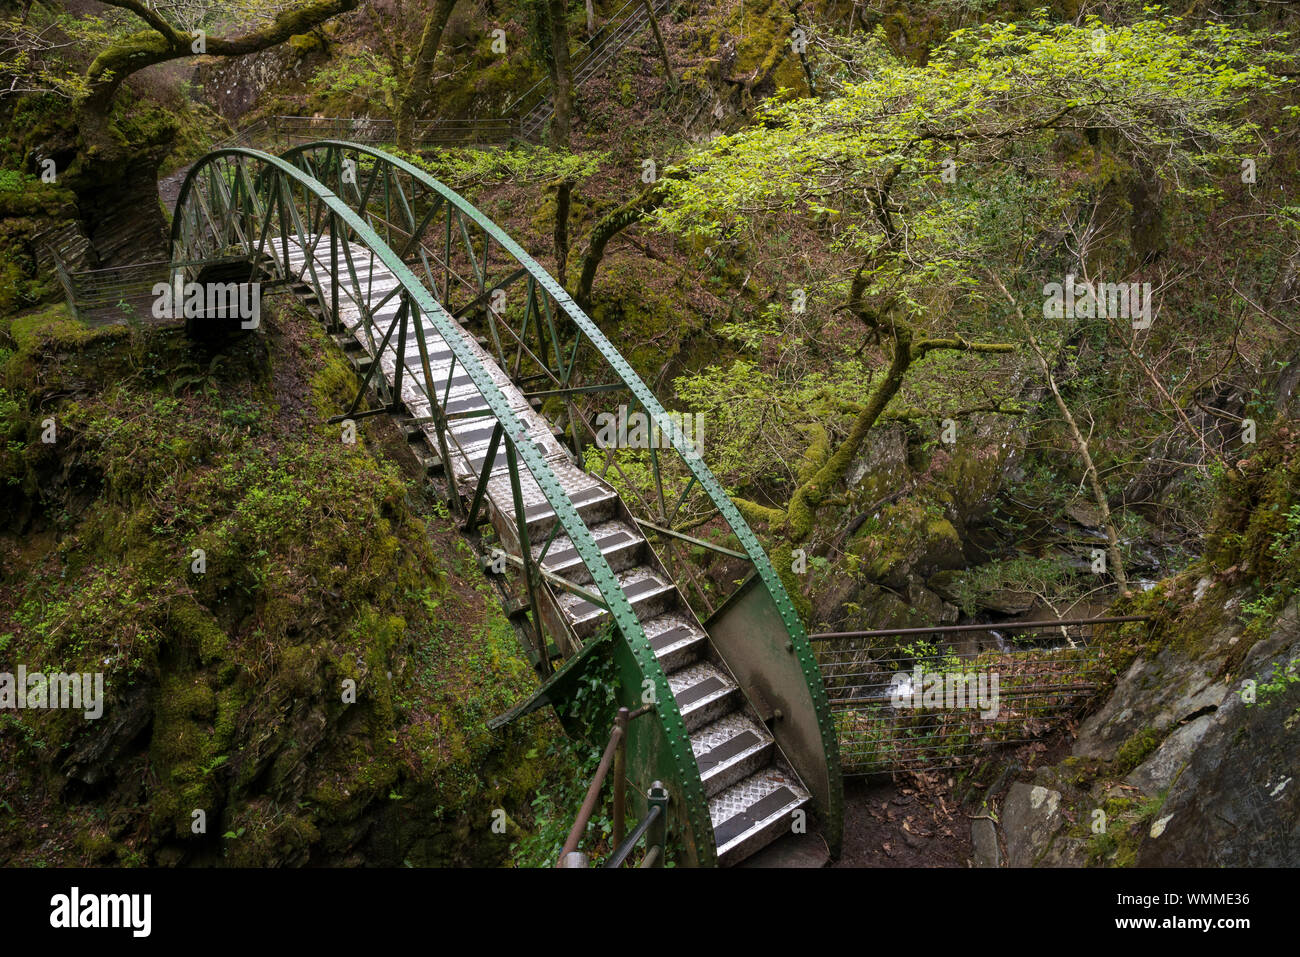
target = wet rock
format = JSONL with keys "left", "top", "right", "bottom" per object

{"left": 861, "top": 506, "right": 966, "bottom": 591}
{"left": 1124, "top": 712, "right": 1217, "bottom": 794}
{"left": 1073, "top": 643, "right": 1232, "bottom": 762}
{"left": 932, "top": 412, "right": 1027, "bottom": 527}
{"left": 82, "top": 157, "right": 170, "bottom": 265}
{"left": 1065, "top": 503, "right": 1104, "bottom": 529}
{"left": 971, "top": 817, "right": 1000, "bottom": 867}
{"left": 1001, "top": 783, "right": 1063, "bottom": 867}
{"left": 847, "top": 426, "right": 909, "bottom": 498}
{"left": 61, "top": 686, "right": 155, "bottom": 790}
{"left": 906, "top": 582, "right": 959, "bottom": 626}
{"left": 1136, "top": 604, "right": 1300, "bottom": 866}
{"left": 814, "top": 581, "right": 912, "bottom": 635}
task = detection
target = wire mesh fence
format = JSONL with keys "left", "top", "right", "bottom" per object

{"left": 59, "top": 260, "right": 172, "bottom": 325}
{"left": 56, "top": 257, "right": 271, "bottom": 326}
{"left": 810, "top": 616, "right": 1147, "bottom": 775}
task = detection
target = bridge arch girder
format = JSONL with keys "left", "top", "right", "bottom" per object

{"left": 172, "top": 141, "right": 843, "bottom": 863}
{"left": 280, "top": 140, "right": 844, "bottom": 851}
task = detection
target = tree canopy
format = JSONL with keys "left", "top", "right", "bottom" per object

{"left": 646, "top": 16, "right": 1290, "bottom": 576}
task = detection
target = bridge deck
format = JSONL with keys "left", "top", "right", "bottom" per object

{"left": 282, "top": 232, "right": 813, "bottom": 865}
{"left": 286, "top": 236, "right": 610, "bottom": 517}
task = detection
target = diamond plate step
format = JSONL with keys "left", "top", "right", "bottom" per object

{"left": 444, "top": 416, "right": 499, "bottom": 450}
{"left": 518, "top": 485, "right": 620, "bottom": 540}
{"left": 691, "top": 713, "right": 775, "bottom": 798}
{"left": 481, "top": 467, "right": 620, "bottom": 541}
{"left": 533, "top": 519, "right": 644, "bottom": 583}
{"left": 642, "top": 613, "right": 707, "bottom": 673}
{"left": 710, "top": 767, "right": 812, "bottom": 867}
{"left": 556, "top": 565, "right": 677, "bottom": 638}
{"left": 667, "top": 661, "right": 738, "bottom": 732}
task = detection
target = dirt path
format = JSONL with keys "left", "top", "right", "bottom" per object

{"left": 834, "top": 775, "right": 974, "bottom": 867}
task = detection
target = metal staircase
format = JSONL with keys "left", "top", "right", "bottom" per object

{"left": 289, "top": 229, "right": 813, "bottom": 865}
{"left": 169, "top": 141, "right": 842, "bottom": 866}
{"left": 533, "top": 499, "right": 815, "bottom": 866}
{"left": 510, "top": 0, "right": 674, "bottom": 140}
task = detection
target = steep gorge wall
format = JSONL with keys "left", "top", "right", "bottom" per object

{"left": 991, "top": 427, "right": 1300, "bottom": 867}
{"left": 0, "top": 299, "right": 564, "bottom": 866}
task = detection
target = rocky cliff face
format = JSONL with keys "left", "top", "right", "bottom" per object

{"left": 990, "top": 428, "right": 1300, "bottom": 867}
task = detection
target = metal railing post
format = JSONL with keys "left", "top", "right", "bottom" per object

{"left": 507, "top": 434, "right": 547, "bottom": 671}
{"left": 645, "top": 780, "right": 668, "bottom": 867}
{"left": 330, "top": 212, "right": 339, "bottom": 324}
{"left": 612, "top": 706, "right": 630, "bottom": 847}
{"left": 556, "top": 716, "right": 625, "bottom": 866}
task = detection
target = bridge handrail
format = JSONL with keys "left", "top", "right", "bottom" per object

{"left": 278, "top": 140, "right": 843, "bottom": 846}
{"left": 555, "top": 704, "right": 665, "bottom": 867}
{"left": 808, "top": 615, "right": 1152, "bottom": 640}
{"left": 169, "top": 146, "right": 713, "bottom": 856}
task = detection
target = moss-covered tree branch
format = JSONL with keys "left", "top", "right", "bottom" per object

{"left": 572, "top": 168, "right": 691, "bottom": 308}
{"left": 82, "top": 0, "right": 359, "bottom": 113}
{"left": 734, "top": 309, "right": 1014, "bottom": 547}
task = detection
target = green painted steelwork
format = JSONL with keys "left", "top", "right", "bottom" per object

{"left": 170, "top": 146, "right": 712, "bottom": 864}
{"left": 173, "top": 140, "right": 845, "bottom": 862}
{"left": 281, "top": 141, "right": 844, "bottom": 854}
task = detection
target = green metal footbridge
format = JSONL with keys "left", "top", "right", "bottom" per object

{"left": 169, "top": 142, "right": 844, "bottom": 867}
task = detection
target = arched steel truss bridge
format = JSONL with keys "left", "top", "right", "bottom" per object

{"left": 170, "top": 142, "right": 843, "bottom": 867}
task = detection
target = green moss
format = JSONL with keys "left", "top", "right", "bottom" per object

{"left": 847, "top": 497, "right": 962, "bottom": 584}
{"left": 730, "top": 0, "right": 808, "bottom": 94}
{"left": 771, "top": 542, "right": 813, "bottom": 622}
{"left": 589, "top": 257, "right": 710, "bottom": 375}
{"left": 0, "top": 181, "right": 77, "bottom": 219}
{"left": 76, "top": 829, "right": 116, "bottom": 863}
{"left": 9, "top": 303, "right": 126, "bottom": 354}
{"left": 939, "top": 439, "right": 1006, "bottom": 515}
{"left": 1060, "top": 755, "right": 1103, "bottom": 789}
{"left": 1082, "top": 789, "right": 1167, "bottom": 867}
{"left": 1095, "top": 427, "right": 1300, "bottom": 687}
{"left": 288, "top": 32, "right": 324, "bottom": 54}
{"left": 1111, "top": 726, "right": 1163, "bottom": 776}
{"left": 167, "top": 599, "right": 229, "bottom": 665}
{"left": 1, "top": 293, "right": 564, "bottom": 866}
{"left": 311, "top": 346, "right": 360, "bottom": 416}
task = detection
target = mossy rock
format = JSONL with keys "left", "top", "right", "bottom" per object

{"left": 1110, "top": 725, "right": 1164, "bottom": 777}
{"left": 848, "top": 498, "right": 965, "bottom": 587}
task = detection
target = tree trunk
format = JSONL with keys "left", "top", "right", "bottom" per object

{"left": 781, "top": 323, "right": 915, "bottom": 541}
{"left": 395, "top": 0, "right": 460, "bottom": 151}
{"left": 988, "top": 272, "right": 1130, "bottom": 594}
{"left": 555, "top": 181, "right": 572, "bottom": 287}
{"left": 545, "top": 0, "right": 574, "bottom": 284}
{"left": 641, "top": 0, "right": 677, "bottom": 92}
{"left": 735, "top": 315, "right": 1014, "bottom": 545}
{"left": 547, "top": 0, "right": 573, "bottom": 146}
{"left": 574, "top": 182, "right": 665, "bottom": 309}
